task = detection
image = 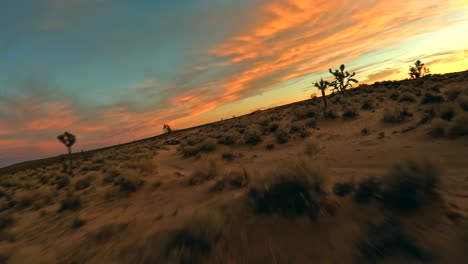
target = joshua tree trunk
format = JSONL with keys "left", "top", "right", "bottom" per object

{"left": 68, "top": 147, "right": 73, "bottom": 175}
{"left": 321, "top": 89, "right": 327, "bottom": 109}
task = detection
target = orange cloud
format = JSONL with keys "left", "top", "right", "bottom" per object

{"left": 211, "top": 0, "right": 467, "bottom": 102}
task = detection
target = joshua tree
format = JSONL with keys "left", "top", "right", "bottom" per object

{"left": 314, "top": 78, "right": 330, "bottom": 109}
{"left": 163, "top": 124, "right": 172, "bottom": 134}
{"left": 329, "top": 64, "right": 358, "bottom": 94}
{"left": 57, "top": 131, "right": 76, "bottom": 175}
{"left": 409, "top": 60, "right": 430, "bottom": 79}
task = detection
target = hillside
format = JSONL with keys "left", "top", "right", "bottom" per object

{"left": 1, "top": 70, "right": 468, "bottom": 264}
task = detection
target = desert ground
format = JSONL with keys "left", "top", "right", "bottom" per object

{"left": 1, "top": 71, "right": 468, "bottom": 263}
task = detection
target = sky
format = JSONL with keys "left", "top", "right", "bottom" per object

{"left": 1, "top": 0, "right": 467, "bottom": 167}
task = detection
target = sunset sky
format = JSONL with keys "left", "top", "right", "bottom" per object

{"left": 1, "top": 0, "right": 467, "bottom": 167}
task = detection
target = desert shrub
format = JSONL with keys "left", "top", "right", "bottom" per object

{"left": 267, "top": 122, "right": 279, "bottom": 132}
{"left": 0, "top": 213, "right": 14, "bottom": 230}
{"left": 275, "top": 124, "right": 290, "bottom": 144}
{"left": 428, "top": 118, "right": 448, "bottom": 137}
{"left": 211, "top": 168, "right": 249, "bottom": 192}
{"left": 290, "top": 121, "right": 309, "bottom": 137}
{"left": 437, "top": 102, "right": 456, "bottom": 121}
{"left": 381, "top": 160, "right": 440, "bottom": 212}
{"left": 164, "top": 212, "right": 223, "bottom": 263}
{"left": 189, "top": 158, "right": 220, "bottom": 185}
{"left": 179, "top": 137, "right": 217, "bottom": 157}
{"left": 447, "top": 113, "right": 468, "bottom": 138}
{"left": 342, "top": 106, "right": 359, "bottom": 119}
{"left": 445, "top": 87, "right": 463, "bottom": 101}
{"left": 293, "top": 105, "right": 317, "bottom": 120}
{"left": 389, "top": 91, "right": 400, "bottom": 100}
{"left": 399, "top": 92, "right": 416, "bottom": 102}
{"left": 266, "top": 143, "right": 274, "bottom": 150}
{"left": 361, "top": 128, "right": 370, "bottom": 135}
{"left": 361, "top": 98, "right": 375, "bottom": 110}
{"left": 217, "top": 130, "right": 239, "bottom": 145}
{"left": 102, "top": 169, "right": 120, "bottom": 185}
{"left": 333, "top": 182, "right": 354, "bottom": 197}
{"left": 243, "top": 124, "right": 263, "bottom": 145}
{"left": 248, "top": 157, "right": 325, "bottom": 219}
{"left": 303, "top": 117, "right": 317, "bottom": 128}
{"left": 354, "top": 177, "right": 380, "bottom": 203}
{"left": 58, "top": 196, "right": 81, "bottom": 212}
{"left": 457, "top": 94, "right": 468, "bottom": 111}
{"left": 382, "top": 106, "right": 412, "bottom": 123}
{"left": 54, "top": 174, "right": 70, "bottom": 189}
{"left": 421, "top": 92, "right": 444, "bottom": 104}
{"left": 221, "top": 152, "right": 234, "bottom": 161}
{"left": 75, "top": 178, "right": 91, "bottom": 191}
{"left": 323, "top": 108, "right": 339, "bottom": 119}
{"left": 71, "top": 217, "right": 86, "bottom": 229}
{"left": 16, "top": 192, "right": 35, "bottom": 209}
{"left": 200, "top": 138, "right": 217, "bottom": 152}
{"left": 116, "top": 170, "right": 143, "bottom": 193}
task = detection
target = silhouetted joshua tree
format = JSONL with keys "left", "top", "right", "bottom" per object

{"left": 57, "top": 131, "right": 76, "bottom": 175}
{"left": 329, "top": 64, "right": 358, "bottom": 94}
{"left": 314, "top": 78, "right": 330, "bottom": 109}
{"left": 163, "top": 124, "right": 172, "bottom": 134}
{"left": 409, "top": 60, "right": 430, "bottom": 79}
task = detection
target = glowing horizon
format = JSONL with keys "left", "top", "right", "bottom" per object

{"left": 1, "top": 0, "right": 467, "bottom": 167}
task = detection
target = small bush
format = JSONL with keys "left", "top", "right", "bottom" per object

{"left": 211, "top": 168, "right": 249, "bottom": 192}
{"left": 116, "top": 171, "right": 143, "bottom": 193}
{"left": 248, "top": 157, "right": 325, "bottom": 219}
{"left": 421, "top": 92, "right": 444, "bottom": 104}
{"left": 342, "top": 106, "right": 359, "bottom": 119}
{"left": 221, "top": 152, "right": 234, "bottom": 161}
{"left": 217, "top": 130, "right": 239, "bottom": 145}
{"left": 428, "top": 118, "right": 448, "bottom": 137}
{"left": 445, "top": 87, "right": 463, "bottom": 101}
{"left": 437, "top": 102, "right": 456, "bottom": 121}
{"left": 55, "top": 174, "right": 70, "bottom": 189}
{"left": 389, "top": 91, "right": 400, "bottom": 100}
{"left": 447, "top": 113, "right": 468, "bottom": 138}
{"left": 189, "top": 159, "right": 220, "bottom": 185}
{"left": 102, "top": 169, "right": 120, "bottom": 185}
{"left": 290, "top": 121, "right": 309, "bottom": 137}
{"left": 71, "top": 217, "right": 86, "bottom": 229}
{"left": 58, "top": 196, "right": 81, "bottom": 212}
{"left": 382, "top": 106, "right": 412, "bottom": 123}
{"left": 354, "top": 177, "right": 380, "bottom": 204}
{"left": 333, "top": 182, "right": 354, "bottom": 197}
{"left": 361, "top": 98, "right": 375, "bottom": 110}
{"left": 75, "top": 178, "right": 91, "bottom": 191}
{"left": 266, "top": 143, "right": 274, "bottom": 150}
{"left": 243, "top": 124, "right": 263, "bottom": 145}
{"left": 399, "top": 92, "right": 416, "bottom": 102}
{"left": 267, "top": 122, "right": 279, "bottom": 132}
{"left": 0, "top": 213, "right": 14, "bottom": 230}
{"left": 381, "top": 160, "right": 440, "bottom": 212}
{"left": 457, "top": 94, "right": 468, "bottom": 111}
{"left": 164, "top": 212, "right": 224, "bottom": 263}
{"left": 323, "top": 108, "right": 339, "bottom": 119}
{"left": 275, "top": 125, "right": 290, "bottom": 144}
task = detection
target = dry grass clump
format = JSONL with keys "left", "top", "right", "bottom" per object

{"left": 398, "top": 92, "right": 416, "bottom": 102}
{"left": 428, "top": 118, "right": 448, "bottom": 137}
{"left": 323, "top": 108, "right": 339, "bottom": 119}
{"left": 243, "top": 124, "right": 263, "bottom": 145}
{"left": 342, "top": 105, "right": 359, "bottom": 119}
{"left": 332, "top": 182, "right": 354, "bottom": 197}
{"left": 124, "top": 155, "right": 157, "bottom": 176}
{"left": 0, "top": 213, "right": 14, "bottom": 230}
{"left": 354, "top": 177, "right": 380, "bottom": 203}
{"left": 290, "top": 121, "right": 309, "bottom": 137}
{"left": 275, "top": 124, "right": 290, "bottom": 144}
{"left": 164, "top": 212, "right": 224, "bottom": 263}
{"left": 292, "top": 105, "right": 317, "bottom": 120}
{"left": 211, "top": 168, "right": 249, "bottom": 192}
{"left": 115, "top": 169, "right": 144, "bottom": 193}
{"left": 447, "top": 113, "right": 468, "bottom": 138}
{"left": 457, "top": 94, "right": 468, "bottom": 111}
{"left": 189, "top": 158, "right": 220, "bottom": 185}
{"left": 389, "top": 91, "right": 400, "bottom": 100}
{"left": 267, "top": 122, "right": 279, "bottom": 132}
{"left": 381, "top": 159, "right": 440, "bottom": 212}
{"left": 445, "top": 86, "right": 464, "bottom": 101}
{"left": 248, "top": 157, "right": 325, "bottom": 219}
{"left": 437, "top": 102, "right": 457, "bottom": 121}
{"left": 361, "top": 98, "right": 376, "bottom": 110}
{"left": 217, "top": 130, "right": 240, "bottom": 145}
{"left": 420, "top": 92, "right": 445, "bottom": 104}
{"left": 71, "top": 217, "right": 87, "bottom": 229}
{"left": 382, "top": 106, "right": 412, "bottom": 123}
{"left": 58, "top": 195, "right": 82, "bottom": 212}
{"left": 178, "top": 136, "right": 217, "bottom": 157}
{"left": 54, "top": 173, "right": 70, "bottom": 190}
